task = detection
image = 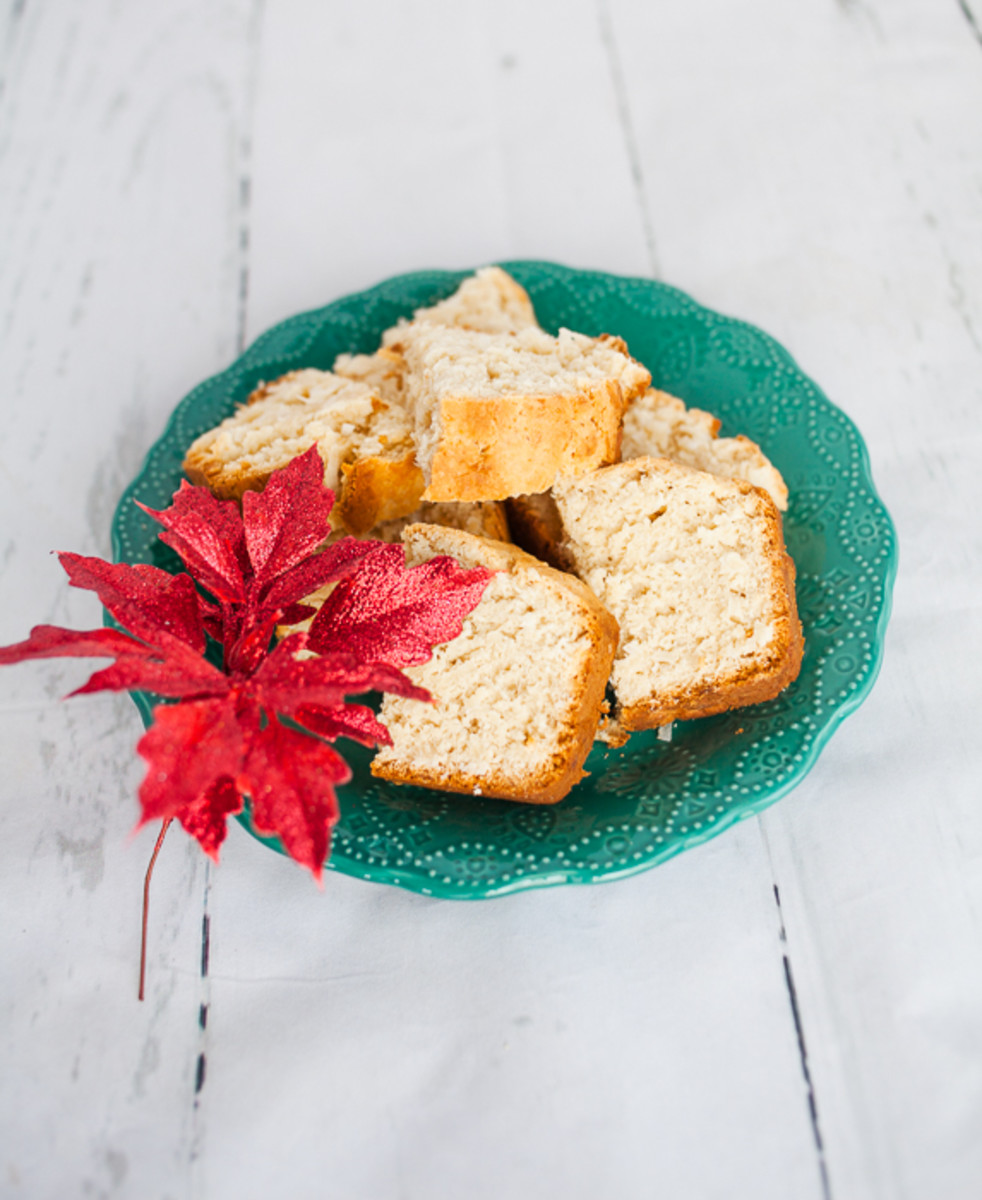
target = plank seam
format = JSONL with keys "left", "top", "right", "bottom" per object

{"left": 595, "top": 0, "right": 661, "bottom": 278}
{"left": 774, "top": 882, "right": 833, "bottom": 1200}
{"left": 236, "top": 0, "right": 266, "bottom": 354}
{"left": 190, "top": 863, "right": 213, "bottom": 1182}
{"left": 956, "top": 0, "right": 982, "bottom": 47}
{"left": 189, "top": 7, "right": 266, "bottom": 1191}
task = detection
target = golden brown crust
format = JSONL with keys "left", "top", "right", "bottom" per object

{"left": 182, "top": 448, "right": 265, "bottom": 502}
{"left": 370, "top": 528, "right": 619, "bottom": 805}
{"left": 335, "top": 452, "right": 425, "bottom": 536}
{"left": 371, "top": 751, "right": 581, "bottom": 806}
{"left": 423, "top": 381, "right": 624, "bottom": 502}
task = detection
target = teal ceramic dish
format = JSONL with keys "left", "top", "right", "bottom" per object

{"left": 111, "top": 262, "right": 897, "bottom": 898}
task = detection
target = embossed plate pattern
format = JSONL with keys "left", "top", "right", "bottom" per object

{"left": 112, "top": 262, "right": 897, "bottom": 898}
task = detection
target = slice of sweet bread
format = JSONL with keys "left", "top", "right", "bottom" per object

{"left": 553, "top": 457, "right": 803, "bottom": 731}
{"left": 507, "top": 389, "right": 788, "bottom": 569}
{"left": 331, "top": 346, "right": 406, "bottom": 407}
{"left": 182, "top": 368, "right": 424, "bottom": 535}
{"left": 371, "top": 524, "right": 619, "bottom": 804}
{"left": 392, "top": 324, "right": 651, "bottom": 502}
{"left": 380, "top": 265, "right": 539, "bottom": 347}
{"left": 183, "top": 269, "right": 544, "bottom": 530}
{"left": 622, "top": 389, "right": 788, "bottom": 510}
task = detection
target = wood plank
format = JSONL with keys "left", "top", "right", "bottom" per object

{"left": 202, "top": 819, "right": 825, "bottom": 1200}
{"left": 607, "top": 0, "right": 982, "bottom": 1194}
{"left": 245, "top": 0, "right": 653, "bottom": 341}
{"left": 475, "top": 0, "right": 656, "bottom": 275}
{"left": 0, "top": 1, "right": 260, "bottom": 1195}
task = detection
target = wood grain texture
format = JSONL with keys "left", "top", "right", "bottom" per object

{"left": 201, "top": 820, "right": 825, "bottom": 1200}
{"left": 608, "top": 0, "right": 982, "bottom": 1195}
{"left": 0, "top": 1, "right": 260, "bottom": 1196}
{"left": 1, "top": 0, "right": 980, "bottom": 1197}
{"left": 244, "top": 0, "right": 654, "bottom": 338}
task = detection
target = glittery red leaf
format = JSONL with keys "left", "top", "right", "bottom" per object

{"left": 136, "top": 698, "right": 246, "bottom": 832}
{"left": 59, "top": 553, "right": 207, "bottom": 651}
{"left": 0, "top": 623, "right": 227, "bottom": 700}
{"left": 1, "top": 445, "right": 491, "bottom": 889}
{"left": 138, "top": 448, "right": 378, "bottom": 677}
{"left": 174, "top": 776, "right": 243, "bottom": 860}
{"left": 306, "top": 543, "right": 494, "bottom": 667}
{"left": 242, "top": 716, "right": 350, "bottom": 880}
{"left": 161, "top": 480, "right": 251, "bottom": 570}
{"left": 0, "top": 624, "right": 154, "bottom": 665}
{"left": 252, "top": 634, "right": 430, "bottom": 717}
{"left": 241, "top": 446, "right": 335, "bottom": 585}
{"left": 67, "top": 648, "right": 228, "bottom": 700}
{"left": 138, "top": 484, "right": 247, "bottom": 603}
{"left": 258, "top": 536, "right": 378, "bottom": 613}
{"left": 294, "top": 703, "right": 393, "bottom": 748}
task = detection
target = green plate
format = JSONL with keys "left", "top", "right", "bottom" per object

{"left": 111, "top": 262, "right": 897, "bottom": 898}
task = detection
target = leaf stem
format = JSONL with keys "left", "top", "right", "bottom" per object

{"left": 138, "top": 817, "right": 173, "bottom": 1002}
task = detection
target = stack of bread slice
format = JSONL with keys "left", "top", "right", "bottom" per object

{"left": 185, "top": 267, "right": 803, "bottom": 804}
{"left": 183, "top": 266, "right": 647, "bottom": 529}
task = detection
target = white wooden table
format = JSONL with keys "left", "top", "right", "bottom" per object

{"left": 2, "top": 2, "right": 980, "bottom": 1197}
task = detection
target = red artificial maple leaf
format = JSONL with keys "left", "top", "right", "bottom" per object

{"left": 306, "top": 541, "right": 496, "bottom": 668}
{"left": 0, "top": 446, "right": 495, "bottom": 881}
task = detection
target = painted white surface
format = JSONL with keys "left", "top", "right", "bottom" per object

{"left": 1, "top": 1, "right": 980, "bottom": 1198}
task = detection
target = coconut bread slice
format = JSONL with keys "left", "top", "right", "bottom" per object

{"left": 331, "top": 346, "right": 406, "bottom": 407}
{"left": 622, "top": 389, "right": 788, "bottom": 511}
{"left": 393, "top": 324, "right": 651, "bottom": 502}
{"left": 380, "top": 265, "right": 539, "bottom": 347}
{"left": 553, "top": 457, "right": 803, "bottom": 731}
{"left": 331, "top": 266, "right": 541, "bottom": 473}
{"left": 331, "top": 266, "right": 540, "bottom": 409}
{"left": 182, "top": 368, "right": 424, "bottom": 536}
{"left": 371, "top": 524, "right": 619, "bottom": 804}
